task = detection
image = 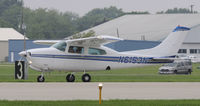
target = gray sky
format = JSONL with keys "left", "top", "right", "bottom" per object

{"left": 24, "top": 0, "right": 200, "bottom": 16}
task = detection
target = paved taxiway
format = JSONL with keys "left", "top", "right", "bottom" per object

{"left": 0, "top": 82, "right": 200, "bottom": 100}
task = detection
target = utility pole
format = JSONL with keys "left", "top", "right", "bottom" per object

{"left": 190, "top": 5, "right": 194, "bottom": 13}
{"left": 18, "top": 0, "right": 26, "bottom": 51}
{"left": 141, "top": 35, "right": 145, "bottom": 41}
{"left": 17, "top": 0, "right": 28, "bottom": 80}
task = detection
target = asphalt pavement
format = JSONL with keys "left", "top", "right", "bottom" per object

{"left": 0, "top": 82, "right": 199, "bottom": 100}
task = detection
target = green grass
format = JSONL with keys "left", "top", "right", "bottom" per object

{"left": 1, "top": 63, "right": 200, "bottom": 82}
{"left": 1, "top": 100, "right": 200, "bottom": 106}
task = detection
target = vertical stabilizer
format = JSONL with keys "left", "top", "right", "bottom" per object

{"left": 129, "top": 26, "right": 190, "bottom": 57}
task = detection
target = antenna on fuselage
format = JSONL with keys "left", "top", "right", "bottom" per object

{"left": 116, "top": 28, "right": 120, "bottom": 38}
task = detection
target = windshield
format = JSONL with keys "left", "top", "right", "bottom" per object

{"left": 51, "top": 41, "right": 67, "bottom": 52}
{"left": 163, "top": 63, "right": 177, "bottom": 67}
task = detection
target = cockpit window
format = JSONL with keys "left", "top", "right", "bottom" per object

{"left": 51, "top": 41, "right": 67, "bottom": 52}
{"left": 68, "top": 46, "right": 84, "bottom": 54}
{"left": 88, "top": 48, "right": 106, "bottom": 55}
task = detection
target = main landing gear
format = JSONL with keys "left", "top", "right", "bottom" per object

{"left": 82, "top": 73, "right": 91, "bottom": 82}
{"left": 66, "top": 73, "right": 91, "bottom": 82}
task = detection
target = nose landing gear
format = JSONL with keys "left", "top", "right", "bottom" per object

{"left": 37, "top": 75, "right": 45, "bottom": 82}
{"left": 37, "top": 71, "right": 46, "bottom": 82}
{"left": 66, "top": 74, "right": 75, "bottom": 82}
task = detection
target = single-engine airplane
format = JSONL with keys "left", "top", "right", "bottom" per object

{"left": 19, "top": 26, "right": 190, "bottom": 82}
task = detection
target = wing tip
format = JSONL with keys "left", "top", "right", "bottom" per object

{"left": 173, "top": 25, "right": 190, "bottom": 32}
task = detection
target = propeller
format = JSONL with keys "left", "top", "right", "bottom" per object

{"left": 19, "top": 51, "right": 27, "bottom": 57}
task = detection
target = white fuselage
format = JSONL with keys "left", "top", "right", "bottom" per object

{"left": 19, "top": 26, "right": 190, "bottom": 73}
{"left": 24, "top": 45, "right": 171, "bottom": 72}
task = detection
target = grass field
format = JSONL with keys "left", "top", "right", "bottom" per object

{"left": 1, "top": 100, "right": 200, "bottom": 106}
{"left": 1, "top": 64, "right": 200, "bottom": 105}
{"left": 1, "top": 63, "right": 200, "bottom": 82}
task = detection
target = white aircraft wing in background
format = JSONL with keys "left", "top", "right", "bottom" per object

{"left": 33, "top": 40, "right": 60, "bottom": 45}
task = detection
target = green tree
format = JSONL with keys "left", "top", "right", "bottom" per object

{"left": 24, "top": 8, "right": 78, "bottom": 39}
{"left": 125, "top": 11, "right": 149, "bottom": 15}
{"left": 157, "top": 8, "right": 198, "bottom": 14}
{"left": 1, "top": 5, "right": 21, "bottom": 29}
{"left": 77, "top": 6, "right": 124, "bottom": 31}
{"left": 0, "top": 18, "right": 12, "bottom": 27}
{"left": 0, "top": 0, "right": 20, "bottom": 16}
{"left": 0, "top": 0, "right": 21, "bottom": 29}
{"left": 0, "top": 1, "right": 126, "bottom": 40}
{"left": 71, "top": 30, "right": 96, "bottom": 39}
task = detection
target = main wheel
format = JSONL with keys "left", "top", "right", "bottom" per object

{"left": 37, "top": 75, "right": 45, "bottom": 82}
{"left": 66, "top": 74, "right": 75, "bottom": 82}
{"left": 187, "top": 69, "right": 192, "bottom": 75}
{"left": 82, "top": 73, "right": 91, "bottom": 82}
{"left": 174, "top": 70, "right": 178, "bottom": 74}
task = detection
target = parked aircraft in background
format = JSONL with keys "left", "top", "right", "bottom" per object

{"left": 19, "top": 26, "right": 190, "bottom": 82}
{"left": 177, "top": 55, "right": 200, "bottom": 63}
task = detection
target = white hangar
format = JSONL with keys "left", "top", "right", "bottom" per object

{"left": 0, "top": 28, "right": 25, "bottom": 62}
{"left": 81, "top": 14, "right": 200, "bottom": 57}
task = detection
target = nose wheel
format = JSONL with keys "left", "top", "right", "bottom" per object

{"left": 66, "top": 74, "right": 75, "bottom": 82}
{"left": 82, "top": 73, "right": 91, "bottom": 82}
{"left": 37, "top": 75, "right": 45, "bottom": 82}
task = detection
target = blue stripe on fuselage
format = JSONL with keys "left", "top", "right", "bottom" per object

{"left": 31, "top": 54, "right": 174, "bottom": 64}
{"left": 32, "top": 54, "right": 119, "bottom": 62}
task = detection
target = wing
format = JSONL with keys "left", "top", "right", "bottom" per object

{"left": 33, "top": 35, "right": 122, "bottom": 46}
{"left": 68, "top": 35, "right": 123, "bottom": 47}
{"left": 33, "top": 40, "right": 61, "bottom": 45}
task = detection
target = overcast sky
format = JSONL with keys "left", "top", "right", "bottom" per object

{"left": 24, "top": 0, "right": 200, "bottom": 16}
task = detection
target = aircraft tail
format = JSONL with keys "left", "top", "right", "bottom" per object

{"left": 129, "top": 26, "right": 190, "bottom": 57}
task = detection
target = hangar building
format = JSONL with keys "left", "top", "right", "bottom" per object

{"left": 5, "top": 14, "right": 200, "bottom": 62}
{"left": 81, "top": 14, "right": 200, "bottom": 57}
{"left": 0, "top": 28, "right": 25, "bottom": 62}
{"left": 9, "top": 40, "right": 49, "bottom": 62}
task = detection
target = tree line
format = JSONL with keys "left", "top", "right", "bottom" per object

{"left": 0, "top": 0, "right": 198, "bottom": 39}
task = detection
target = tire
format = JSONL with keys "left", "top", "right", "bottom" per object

{"left": 174, "top": 70, "right": 178, "bottom": 74}
{"left": 37, "top": 75, "right": 45, "bottom": 82}
{"left": 188, "top": 69, "right": 192, "bottom": 75}
{"left": 82, "top": 73, "right": 91, "bottom": 82}
{"left": 66, "top": 74, "right": 75, "bottom": 82}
